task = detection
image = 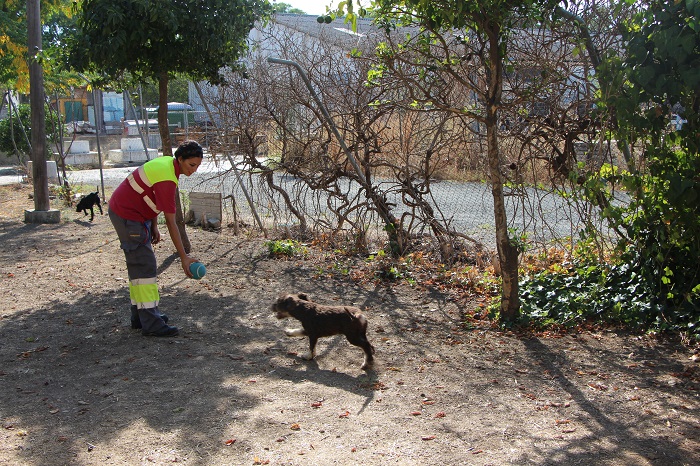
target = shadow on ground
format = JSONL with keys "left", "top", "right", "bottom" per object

{"left": 0, "top": 218, "right": 697, "bottom": 465}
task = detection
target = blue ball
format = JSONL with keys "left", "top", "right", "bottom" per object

{"left": 189, "top": 262, "right": 206, "bottom": 279}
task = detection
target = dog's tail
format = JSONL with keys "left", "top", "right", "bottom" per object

{"left": 350, "top": 311, "right": 367, "bottom": 327}
{"left": 358, "top": 314, "right": 367, "bottom": 326}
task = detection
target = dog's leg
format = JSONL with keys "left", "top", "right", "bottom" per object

{"left": 284, "top": 328, "right": 315, "bottom": 360}
{"left": 346, "top": 335, "right": 375, "bottom": 370}
{"left": 360, "top": 339, "right": 375, "bottom": 370}
{"left": 89, "top": 206, "right": 94, "bottom": 222}
{"left": 284, "top": 328, "right": 306, "bottom": 337}
{"left": 301, "top": 335, "right": 318, "bottom": 361}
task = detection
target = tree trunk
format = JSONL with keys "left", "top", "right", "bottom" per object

{"left": 157, "top": 73, "right": 191, "bottom": 253}
{"left": 485, "top": 24, "right": 520, "bottom": 321}
{"left": 28, "top": 0, "right": 50, "bottom": 211}
{"left": 487, "top": 128, "right": 520, "bottom": 320}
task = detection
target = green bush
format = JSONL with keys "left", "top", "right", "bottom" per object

{"left": 265, "top": 239, "right": 307, "bottom": 257}
{"left": 0, "top": 104, "right": 31, "bottom": 156}
{"left": 0, "top": 103, "right": 61, "bottom": 157}
{"left": 520, "top": 0, "right": 700, "bottom": 337}
{"left": 520, "top": 257, "right": 668, "bottom": 331}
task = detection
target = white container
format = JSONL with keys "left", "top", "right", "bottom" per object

{"left": 64, "top": 153, "right": 100, "bottom": 167}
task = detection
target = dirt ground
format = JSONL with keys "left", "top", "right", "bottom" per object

{"left": 0, "top": 182, "right": 699, "bottom": 466}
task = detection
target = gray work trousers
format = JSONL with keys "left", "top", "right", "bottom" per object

{"left": 108, "top": 208, "right": 168, "bottom": 333}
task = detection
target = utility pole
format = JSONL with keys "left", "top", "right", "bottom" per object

{"left": 25, "top": 0, "right": 59, "bottom": 223}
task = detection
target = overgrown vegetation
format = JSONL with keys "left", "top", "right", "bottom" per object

{"left": 519, "top": 246, "right": 661, "bottom": 329}
{"left": 265, "top": 239, "right": 307, "bottom": 257}
{"left": 518, "top": 0, "right": 700, "bottom": 337}
{"left": 0, "top": 103, "right": 61, "bottom": 159}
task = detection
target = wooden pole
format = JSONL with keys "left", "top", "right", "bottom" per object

{"left": 27, "top": 0, "right": 50, "bottom": 211}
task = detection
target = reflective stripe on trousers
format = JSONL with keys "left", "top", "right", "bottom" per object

{"left": 130, "top": 277, "right": 159, "bottom": 309}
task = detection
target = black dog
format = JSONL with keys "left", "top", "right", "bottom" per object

{"left": 273, "top": 293, "right": 375, "bottom": 370}
{"left": 76, "top": 191, "right": 103, "bottom": 221}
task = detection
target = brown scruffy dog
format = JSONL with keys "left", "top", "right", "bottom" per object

{"left": 273, "top": 293, "right": 375, "bottom": 370}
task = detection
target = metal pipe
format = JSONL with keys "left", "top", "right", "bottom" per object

{"left": 92, "top": 88, "right": 105, "bottom": 202}
{"left": 124, "top": 91, "right": 151, "bottom": 161}
{"left": 192, "top": 81, "right": 267, "bottom": 236}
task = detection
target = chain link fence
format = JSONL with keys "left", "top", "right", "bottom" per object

{"left": 178, "top": 142, "right": 627, "bottom": 259}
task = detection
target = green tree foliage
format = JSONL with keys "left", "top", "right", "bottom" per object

{"left": 0, "top": 102, "right": 30, "bottom": 156}
{"left": 0, "top": 103, "right": 60, "bottom": 157}
{"left": 521, "top": 0, "right": 700, "bottom": 335}
{"left": 132, "top": 77, "right": 189, "bottom": 109}
{"left": 272, "top": 2, "right": 306, "bottom": 14}
{"left": 601, "top": 0, "right": 700, "bottom": 331}
{"left": 0, "top": 0, "right": 75, "bottom": 92}
{"left": 364, "top": 0, "right": 559, "bottom": 321}
{"left": 68, "top": 0, "right": 272, "bottom": 153}
{"left": 0, "top": 0, "right": 26, "bottom": 89}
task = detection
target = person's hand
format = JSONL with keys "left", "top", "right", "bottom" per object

{"left": 151, "top": 224, "right": 161, "bottom": 245}
{"left": 181, "top": 255, "right": 199, "bottom": 278}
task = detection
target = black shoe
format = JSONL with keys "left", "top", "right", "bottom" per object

{"left": 131, "top": 314, "right": 168, "bottom": 329}
{"left": 142, "top": 325, "right": 179, "bottom": 337}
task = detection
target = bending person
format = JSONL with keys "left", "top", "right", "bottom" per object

{"left": 108, "top": 140, "right": 203, "bottom": 337}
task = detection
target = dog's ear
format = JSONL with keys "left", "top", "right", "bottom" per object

{"left": 297, "top": 292, "right": 310, "bottom": 301}
{"left": 274, "top": 294, "right": 296, "bottom": 309}
{"left": 275, "top": 294, "right": 291, "bottom": 306}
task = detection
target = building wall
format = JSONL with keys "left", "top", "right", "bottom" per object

{"left": 55, "top": 87, "right": 89, "bottom": 123}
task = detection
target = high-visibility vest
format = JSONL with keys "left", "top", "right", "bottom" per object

{"left": 125, "top": 156, "right": 178, "bottom": 217}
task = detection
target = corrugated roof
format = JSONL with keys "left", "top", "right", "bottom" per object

{"left": 271, "top": 13, "right": 381, "bottom": 47}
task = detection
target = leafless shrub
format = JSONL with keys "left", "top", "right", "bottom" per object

{"left": 193, "top": 8, "right": 633, "bottom": 263}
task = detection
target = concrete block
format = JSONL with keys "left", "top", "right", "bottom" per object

{"left": 107, "top": 148, "right": 157, "bottom": 163}
{"left": 68, "top": 140, "right": 90, "bottom": 153}
{"left": 121, "top": 138, "right": 148, "bottom": 151}
{"left": 64, "top": 152, "right": 101, "bottom": 167}
{"left": 27, "top": 161, "right": 59, "bottom": 184}
{"left": 188, "top": 192, "right": 222, "bottom": 228}
{"left": 24, "top": 209, "right": 61, "bottom": 224}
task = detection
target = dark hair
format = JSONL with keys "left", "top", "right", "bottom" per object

{"left": 174, "top": 140, "right": 203, "bottom": 160}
